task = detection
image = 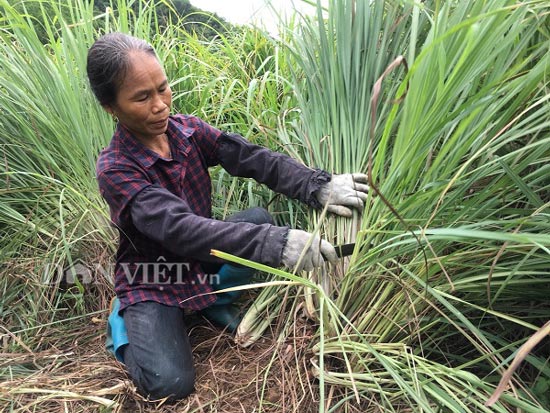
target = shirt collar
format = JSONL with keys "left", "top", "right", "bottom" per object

{"left": 115, "top": 116, "right": 195, "bottom": 169}
{"left": 166, "top": 117, "right": 195, "bottom": 162}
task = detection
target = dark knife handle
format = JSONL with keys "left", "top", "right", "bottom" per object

{"left": 335, "top": 243, "right": 356, "bottom": 258}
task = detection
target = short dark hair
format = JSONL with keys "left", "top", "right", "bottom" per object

{"left": 86, "top": 32, "right": 157, "bottom": 106}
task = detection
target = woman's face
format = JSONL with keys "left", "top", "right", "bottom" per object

{"left": 105, "top": 50, "right": 172, "bottom": 141}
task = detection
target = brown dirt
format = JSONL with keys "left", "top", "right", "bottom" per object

{"left": 0, "top": 310, "right": 320, "bottom": 412}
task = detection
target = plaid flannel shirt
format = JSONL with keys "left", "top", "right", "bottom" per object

{"left": 96, "top": 114, "right": 330, "bottom": 312}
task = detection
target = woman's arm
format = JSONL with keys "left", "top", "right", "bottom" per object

{"left": 216, "top": 132, "right": 331, "bottom": 208}
{"left": 129, "top": 185, "right": 289, "bottom": 265}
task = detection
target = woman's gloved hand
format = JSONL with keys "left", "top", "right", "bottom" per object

{"left": 281, "top": 229, "right": 338, "bottom": 272}
{"left": 316, "top": 173, "right": 369, "bottom": 217}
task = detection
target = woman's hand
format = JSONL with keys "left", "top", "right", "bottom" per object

{"left": 316, "top": 173, "right": 369, "bottom": 217}
{"left": 281, "top": 229, "right": 338, "bottom": 272}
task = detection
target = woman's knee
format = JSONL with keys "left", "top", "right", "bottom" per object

{"left": 122, "top": 302, "right": 196, "bottom": 400}
{"left": 227, "top": 207, "right": 274, "bottom": 225}
{"left": 249, "top": 207, "right": 274, "bottom": 225}
{"left": 139, "top": 364, "right": 196, "bottom": 400}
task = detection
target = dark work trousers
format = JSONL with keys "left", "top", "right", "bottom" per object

{"left": 121, "top": 207, "right": 274, "bottom": 401}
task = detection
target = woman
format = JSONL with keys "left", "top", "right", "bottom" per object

{"left": 87, "top": 32, "right": 368, "bottom": 401}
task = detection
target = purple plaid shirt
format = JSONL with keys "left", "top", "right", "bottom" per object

{"left": 97, "top": 115, "right": 225, "bottom": 311}
{"left": 97, "top": 114, "right": 330, "bottom": 312}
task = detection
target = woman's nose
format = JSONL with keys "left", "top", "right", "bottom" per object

{"left": 152, "top": 94, "right": 168, "bottom": 113}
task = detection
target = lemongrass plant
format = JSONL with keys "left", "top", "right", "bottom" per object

{"left": 0, "top": 0, "right": 114, "bottom": 329}
{"left": 236, "top": 0, "right": 550, "bottom": 411}
{"left": 237, "top": 0, "right": 412, "bottom": 346}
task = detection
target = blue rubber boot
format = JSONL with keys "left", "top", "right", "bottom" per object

{"left": 201, "top": 264, "right": 255, "bottom": 333}
{"left": 105, "top": 297, "right": 128, "bottom": 362}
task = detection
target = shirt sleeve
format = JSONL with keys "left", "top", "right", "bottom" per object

{"left": 130, "top": 185, "right": 289, "bottom": 266}
{"left": 97, "top": 166, "right": 152, "bottom": 228}
{"left": 215, "top": 132, "right": 331, "bottom": 208}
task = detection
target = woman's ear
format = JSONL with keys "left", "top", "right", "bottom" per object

{"left": 102, "top": 105, "right": 118, "bottom": 122}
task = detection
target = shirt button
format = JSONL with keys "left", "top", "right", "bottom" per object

{"left": 159, "top": 286, "right": 164, "bottom": 291}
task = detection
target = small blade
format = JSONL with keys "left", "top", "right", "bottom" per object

{"left": 335, "top": 243, "right": 356, "bottom": 258}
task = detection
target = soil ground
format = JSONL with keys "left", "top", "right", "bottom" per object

{"left": 1, "top": 309, "right": 320, "bottom": 412}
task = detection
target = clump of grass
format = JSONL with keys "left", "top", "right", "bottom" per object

{"left": 237, "top": 0, "right": 550, "bottom": 411}
{"left": 0, "top": 0, "right": 115, "bottom": 336}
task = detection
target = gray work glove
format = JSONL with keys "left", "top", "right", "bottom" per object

{"left": 316, "top": 173, "right": 369, "bottom": 217}
{"left": 281, "top": 229, "right": 338, "bottom": 272}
